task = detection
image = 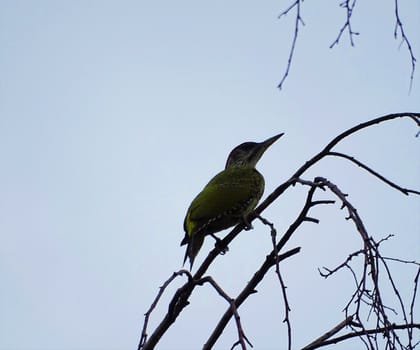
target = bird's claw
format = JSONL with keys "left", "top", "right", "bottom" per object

{"left": 211, "top": 234, "right": 229, "bottom": 255}
{"left": 242, "top": 217, "right": 253, "bottom": 230}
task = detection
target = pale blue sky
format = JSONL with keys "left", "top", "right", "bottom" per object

{"left": 1, "top": 1, "right": 419, "bottom": 349}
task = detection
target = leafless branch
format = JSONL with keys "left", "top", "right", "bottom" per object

{"left": 258, "top": 215, "right": 293, "bottom": 350}
{"left": 301, "top": 316, "right": 356, "bottom": 350}
{"left": 275, "top": 265, "right": 292, "bottom": 350}
{"left": 196, "top": 276, "right": 253, "bottom": 350}
{"left": 309, "top": 177, "right": 419, "bottom": 349}
{"left": 204, "top": 182, "right": 337, "bottom": 349}
{"left": 277, "top": 0, "right": 304, "bottom": 90}
{"left": 330, "top": 0, "right": 359, "bottom": 48}
{"left": 202, "top": 246, "right": 301, "bottom": 350}
{"left": 302, "top": 323, "right": 420, "bottom": 350}
{"left": 138, "top": 270, "right": 192, "bottom": 350}
{"left": 138, "top": 113, "right": 420, "bottom": 349}
{"left": 278, "top": 1, "right": 417, "bottom": 90}
{"left": 394, "top": 0, "right": 417, "bottom": 91}
{"left": 409, "top": 267, "right": 420, "bottom": 343}
{"left": 326, "top": 151, "right": 420, "bottom": 196}
{"left": 383, "top": 256, "right": 420, "bottom": 266}
{"left": 318, "top": 249, "right": 365, "bottom": 278}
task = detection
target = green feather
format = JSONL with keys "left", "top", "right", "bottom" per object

{"left": 182, "top": 167, "right": 264, "bottom": 267}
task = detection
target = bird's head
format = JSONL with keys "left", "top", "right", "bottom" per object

{"left": 225, "top": 133, "right": 284, "bottom": 169}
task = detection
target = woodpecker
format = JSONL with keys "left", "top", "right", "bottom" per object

{"left": 181, "top": 133, "right": 283, "bottom": 269}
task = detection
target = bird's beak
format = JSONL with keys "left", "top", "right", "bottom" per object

{"left": 252, "top": 133, "right": 284, "bottom": 164}
{"left": 259, "top": 133, "right": 284, "bottom": 151}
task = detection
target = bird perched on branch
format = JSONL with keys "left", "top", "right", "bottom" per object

{"left": 181, "top": 133, "right": 283, "bottom": 269}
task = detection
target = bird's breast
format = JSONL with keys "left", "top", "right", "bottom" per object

{"left": 184, "top": 167, "right": 265, "bottom": 237}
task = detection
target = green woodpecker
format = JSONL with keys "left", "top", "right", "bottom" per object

{"left": 181, "top": 133, "right": 283, "bottom": 269}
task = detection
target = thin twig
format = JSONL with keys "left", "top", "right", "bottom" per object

{"left": 383, "top": 256, "right": 420, "bottom": 266}
{"left": 301, "top": 323, "right": 420, "bottom": 350}
{"left": 330, "top": 0, "right": 359, "bottom": 48}
{"left": 409, "top": 267, "right": 420, "bottom": 343}
{"left": 301, "top": 316, "right": 355, "bottom": 350}
{"left": 312, "top": 177, "right": 418, "bottom": 349}
{"left": 278, "top": 0, "right": 304, "bottom": 90}
{"left": 394, "top": 0, "right": 417, "bottom": 91}
{"left": 327, "top": 151, "right": 420, "bottom": 196}
{"left": 138, "top": 270, "right": 192, "bottom": 350}
{"left": 318, "top": 249, "right": 365, "bottom": 278}
{"left": 258, "top": 215, "right": 293, "bottom": 350}
{"left": 202, "top": 247, "right": 301, "bottom": 350}
{"left": 197, "top": 276, "right": 253, "bottom": 350}
{"left": 377, "top": 253, "right": 411, "bottom": 346}
{"left": 276, "top": 266, "right": 292, "bottom": 350}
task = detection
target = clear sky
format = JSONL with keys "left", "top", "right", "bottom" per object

{"left": 1, "top": 1, "right": 419, "bottom": 349}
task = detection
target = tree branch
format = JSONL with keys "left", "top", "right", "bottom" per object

{"left": 330, "top": 0, "right": 359, "bottom": 48}
{"left": 278, "top": 1, "right": 417, "bottom": 90}
{"left": 196, "top": 276, "right": 253, "bottom": 350}
{"left": 277, "top": 0, "right": 304, "bottom": 90}
{"left": 202, "top": 247, "right": 301, "bottom": 350}
{"left": 138, "top": 113, "right": 420, "bottom": 349}
{"left": 137, "top": 270, "right": 192, "bottom": 350}
{"left": 258, "top": 215, "right": 293, "bottom": 350}
{"left": 301, "top": 316, "right": 356, "bottom": 350}
{"left": 326, "top": 151, "right": 420, "bottom": 196}
{"left": 204, "top": 184, "right": 324, "bottom": 349}
{"left": 311, "top": 177, "right": 419, "bottom": 349}
{"left": 301, "top": 323, "right": 420, "bottom": 350}
{"left": 394, "top": 0, "right": 417, "bottom": 91}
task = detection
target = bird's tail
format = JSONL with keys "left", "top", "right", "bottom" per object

{"left": 183, "top": 234, "right": 205, "bottom": 270}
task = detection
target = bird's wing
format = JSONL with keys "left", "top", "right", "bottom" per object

{"left": 185, "top": 169, "right": 263, "bottom": 234}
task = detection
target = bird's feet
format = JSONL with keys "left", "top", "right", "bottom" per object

{"left": 242, "top": 216, "right": 253, "bottom": 231}
{"left": 211, "top": 234, "right": 229, "bottom": 255}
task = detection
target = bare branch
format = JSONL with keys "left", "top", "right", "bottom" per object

{"left": 278, "top": 0, "right": 417, "bottom": 90}
{"left": 138, "top": 270, "right": 192, "bottom": 350}
{"left": 301, "top": 316, "right": 355, "bottom": 350}
{"left": 250, "top": 114, "right": 420, "bottom": 231}
{"left": 196, "top": 276, "right": 253, "bottom": 350}
{"left": 277, "top": 0, "right": 304, "bottom": 90}
{"left": 203, "top": 247, "right": 301, "bottom": 350}
{"left": 258, "top": 215, "right": 293, "bottom": 350}
{"left": 310, "top": 177, "right": 419, "bottom": 349}
{"left": 326, "top": 151, "right": 420, "bottom": 196}
{"left": 318, "top": 249, "right": 365, "bottom": 278}
{"left": 205, "top": 180, "right": 336, "bottom": 348}
{"left": 377, "top": 253, "right": 413, "bottom": 346}
{"left": 394, "top": 0, "right": 417, "bottom": 91}
{"left": 409, "top": 267, "right": 420, "bottom": 343}
{"left": 138, "top": 114, "right": 420, "bottom": 349}
{"left": 330, "top": 0, "right": 359, "bottom": 48}
{"left": 383, "top": 256, "right": 420, "bottom": 266}
{"left": 301, "top": 323, "right": 420, "bottom": 350}
{"left": 275, "top": 264, "right": 292, "bottom": 350}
